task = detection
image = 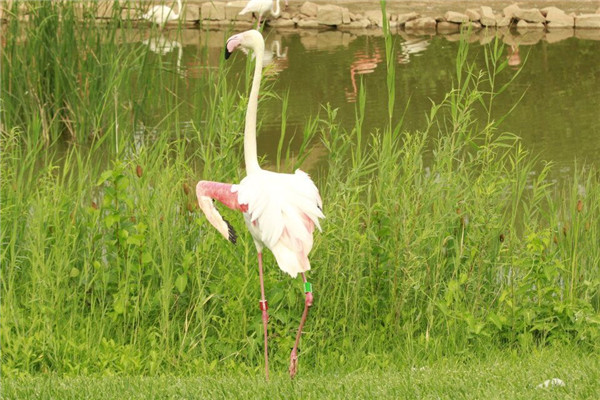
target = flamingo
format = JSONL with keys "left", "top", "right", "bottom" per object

{"left": 142, "top": 0, "right": 182, "bottom": 28}
{"left": 195, "top": 30, "right": 324, "bottom": 380}
{"left": 239, "top": 0, "right": 288, "bottom": 27}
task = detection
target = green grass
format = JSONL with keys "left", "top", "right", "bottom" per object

{"left": 3, "top": 347, "right": 599, "bottom": 399}
{"left": 1, "top": 1, "right": 599, "bottom": 380}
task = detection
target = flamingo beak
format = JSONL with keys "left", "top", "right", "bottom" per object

{"left": 225, "top": 34, "right": 242, "bottom": 60}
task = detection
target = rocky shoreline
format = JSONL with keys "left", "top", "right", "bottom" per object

{"left": 199, "top": 1, "right": 600, "bottom": 32}
{"left": 2, "top": 1, "right": 600, "bottom": 35}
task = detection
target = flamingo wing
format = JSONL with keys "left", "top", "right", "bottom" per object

{"left": 239, "top": 0, "right": 272, "bottom": 16}
{"left": 233, "top": 169, "right": 324, "bottom": 277}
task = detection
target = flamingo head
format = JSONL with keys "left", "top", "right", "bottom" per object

{"left": 225, "top": 30, "right": 264, "bottom": 60}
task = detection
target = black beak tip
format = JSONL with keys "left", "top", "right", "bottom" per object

{"left": 224, "top": 47, "right": 232, "bottom": 60}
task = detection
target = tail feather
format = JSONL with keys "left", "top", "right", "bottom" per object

{"left": 271, "top": 241, "right": 310, "bottom": 278}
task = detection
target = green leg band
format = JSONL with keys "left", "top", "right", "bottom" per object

{"left": 304, "top": 282, "right": 312, "bottom": 293}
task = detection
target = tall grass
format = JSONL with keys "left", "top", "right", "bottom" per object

{"left": 1, "top": 2, "right": 599, "bottom": 377}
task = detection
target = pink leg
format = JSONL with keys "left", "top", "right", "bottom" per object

{"left": 289, "top": 273, "right": 313, "bottom": 379}
{"left": 258, "top": 252, "right": 269, "bottom": 381}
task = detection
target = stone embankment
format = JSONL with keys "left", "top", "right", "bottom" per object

{"left": 2, "top": 1, "right": 600, "bottom": 34}
{"left": 198, "top": 1, "right": 600, "bottom": 32}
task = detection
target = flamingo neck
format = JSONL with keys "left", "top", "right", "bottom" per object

{"left": 173, "top": 0, "right": 182, "bottom": 17}
{"left": 271, "top": 0, "right": 281, "bottom": 18}
{"left": 244, "top": 41, "right": 264, "bottom": 174}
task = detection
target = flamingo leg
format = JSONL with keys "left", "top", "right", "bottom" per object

{"left": 257, "top": 252, "right": 270, "bottom": 381}
{"left": 289, "top": 272, "right": 313, "bottom": 379}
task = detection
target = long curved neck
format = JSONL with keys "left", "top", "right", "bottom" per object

{"left": 271, "top": 0, "right": 281, "bottom": 18}
{"left": 244, "top": 43, "right": 264, "bottom": 174}
{"left": 173, "top": 0, "right": 182, "bottom": 17}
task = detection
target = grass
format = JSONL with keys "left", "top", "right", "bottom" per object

{"left": 1, "top": 0, "right": 599, "bottom": 382}
{"left": 3, "top": 347, "right": 599, "bottom": 399}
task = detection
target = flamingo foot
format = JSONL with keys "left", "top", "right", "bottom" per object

{"left": 289, "top": 348, "right": 298, "bottom": 379}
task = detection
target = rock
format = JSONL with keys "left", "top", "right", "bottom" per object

{"left": 444, "top": 11, "right": 469, "bottom": 23}
{"left": 396, "top": 12, "right": 419, "bottom": 25}
{"left": 300, "top": 1, "right": 318, "bottom": 18}
{"left": 201, "top": 2, "right": 226, "bottom": 20}
{"left": 183, "top": 4, "right": 200, "bottom": 22}
{"left": 268, "top": 18, "right": 295, "bottom": 27}
{"left": 317, "top": 4, "right": 343, "bottom": 26}
{"left": 575, "top": 14, "right": 600, "bottom": 28}
{"left": 342, "top": 8, "right": 351, "bottom": 24}
{"left": 120, "top": 8, "right": 140, "bottom": 20}
{"left": 597, "top": 7, "right": 600, "bottom": 14}
{"left": 232, "top": 20, "right": 253, "bottom": 28}
{"left": 479, "top": 6, "right": 496, "bottom": 26}
{"left": 467, "top": 21, "right": 482, "bottom": 30}
{"left": 514, "top": 8, "right": 545, "bottom": 23}
{"left": 352, "top": 13, "right": 363, "bottom": 21}
{"left": 543, "top": 7, "right": 573, "bottom": 27}
{"left": 344, "top": 19, "right": 370, "bottom": 29}
{"left": 495, "top": 14, "right": 511, "bottom": 27}
{"left": 225, "top": 1, "right": 253, "bottom": 22}
{"left": 97, "top": 1, "right": 117, "bottom": 18}
{"left": 540, "top": 6, "right": 557, "bottom": 17}
{"left": 364, "top": 10, "right": 384, "bottom": 27}
{"left": 465, "top": 9, "right": 481, "bottom": 22}
{"left": 281, "top": 12, "right": 291, "bottom": 19}
{"left": 516, "top": 20, "right": 544, "bottom": 29}
{"left": 546, "top": 20, "right": 573, "bottom": 28}
{"left": 437, "top": 21, "right": 460, "bottom": 33}
{"left": 297, "top": 18, "right": 320, "bottom": 28}
{"left": 503, "top": 3, "right": 521, "bottom": 19}
{"left": 405, "top": 17, "right": 436, "bottom": 32}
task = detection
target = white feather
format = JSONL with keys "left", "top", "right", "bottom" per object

{"left": 239, "top": 0, "right": 281, "bottom": 19}
{"left": 233, "top": 168, "right": 324, "bottom": 277}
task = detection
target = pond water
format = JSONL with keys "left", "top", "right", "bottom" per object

{"left": 140, "top": 27, "right": 600, "bottom": 175}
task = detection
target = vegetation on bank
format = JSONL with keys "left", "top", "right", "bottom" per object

{"left": 1, "top": 2, "right": 599, "bottom": 378}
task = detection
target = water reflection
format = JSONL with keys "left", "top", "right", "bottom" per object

{"left": 345, "top": 43, "right": 382, "bottom": 102}
{"left": 133, "top": 27, "right": 599, "bottom": 176}
{"left": 260, "top": 37, "right": 289, "bottom": 75}
{"left": 397, "top": 33, "right": 430, "bottom": 65}
{"left": 142, "top": 35, "right": 184, "bottom": 76}
{"left": 507, "top": 44, "right": 521, "bottom": 68}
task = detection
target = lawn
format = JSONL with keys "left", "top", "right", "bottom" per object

{"left": 3, "top": 348, "right": 599, "bottom": 399}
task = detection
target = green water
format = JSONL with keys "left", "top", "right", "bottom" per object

{"left": 139, "top": 27, "right": 600, "bottom": 176}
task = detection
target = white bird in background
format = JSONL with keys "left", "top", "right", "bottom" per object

{"left": 142, "top": 0, "right": 182, "bottom": 28}
{"left": 239, "top": 0, "right": 288, "bottom": 27}
{"left": 195, "top": 30, "right": 324, "bottom": 380}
